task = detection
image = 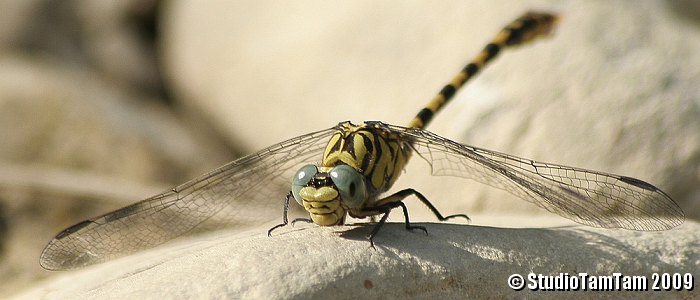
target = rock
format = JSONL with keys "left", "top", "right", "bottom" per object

{"left": 12, "top": 217, "right": 699, "bottom": 299}
{"left": 0, "top": 53, "right": 232, "bottom": 298}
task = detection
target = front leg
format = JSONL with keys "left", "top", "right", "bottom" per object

{"left": 267, "top": 191, "right": 294, "bottom": 236}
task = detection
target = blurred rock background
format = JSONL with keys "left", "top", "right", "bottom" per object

{"left": 0, "top": 0, "right": 237, "bottom": 296}
{"left": 1, "top": 0, "right": 699, "bottom": 297}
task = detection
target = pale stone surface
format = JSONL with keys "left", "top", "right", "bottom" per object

{"left": 13, "top": 217, "right": 699, "bottom": 299}
{"left": 0, "top": 2, "right": 231, "bottom": 293}
{"left": 0, "top": 54, "right": 232, "bottom": 298}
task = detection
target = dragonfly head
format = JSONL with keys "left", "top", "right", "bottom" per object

{"left": 292, "top": 164, "right": 367, "bottom": 225}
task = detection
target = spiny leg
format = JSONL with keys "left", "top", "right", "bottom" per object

{"left": 407, "top": 12, "right": 559, "bottom": 129}
{"left": 268, "top": 191, "right": 294, "bottom": 236}
{"left": 362, "top": 201, "right": 426, "bottom": 248}
{"left": 291, "top": 218, "right": 313, "bottom": 226}
{"left": 362, "top": 188, "right": 469, "bottom": 247}
{"left": 391, "top": 188, "right": 470, "bottom": 222}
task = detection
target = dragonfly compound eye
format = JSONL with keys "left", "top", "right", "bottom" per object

{"left": 292, "top": 164, "right": 318, "bottom": 205}
{"left": 330, "top": 164, "right": 366, "bottom": 208}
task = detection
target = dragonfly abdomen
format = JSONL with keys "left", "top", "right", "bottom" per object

{"left": 407, "top": 12, "right": 559, "bottom": 130}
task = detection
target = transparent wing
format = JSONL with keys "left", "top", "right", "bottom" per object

{"left": 40, "top": 127, "right": 337, "bottom": 270}
{"left": 379, "top": 122, "right": 684, "bottom": 231}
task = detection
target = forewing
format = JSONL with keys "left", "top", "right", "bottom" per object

{"left": 40, "top": 127, "right": 337, "bottom": 270}
{"left": 381, "top": 123, "right": 684, "bottom": 231}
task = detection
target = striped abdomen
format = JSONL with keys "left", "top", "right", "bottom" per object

{"left": 407, "top": 12, "right": 559, "bottom": 129}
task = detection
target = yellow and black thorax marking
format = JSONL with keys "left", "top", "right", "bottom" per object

{"left": 322, "top": 121, "right": 409, "bottom": 194}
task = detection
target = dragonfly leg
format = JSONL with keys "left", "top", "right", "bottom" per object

{"left": 359, "top": 188, "right": 471, "bottom": 247}
{"left": 376, "top": 188, "right": 470, "bottom": 222}
{"left": 291, "top": 218, "right": 313, "bottom": 226}
{"left": 363, "top": 201, "right": 421, "bottom": 248}
{"left": 362, "top": 192, "right": 431, "bottom": 248}
{"left": 267, "top": 191, "right": 294, "bottom": 236}
{"left": 406, "top": 188, "right": 470, "bottom": 222}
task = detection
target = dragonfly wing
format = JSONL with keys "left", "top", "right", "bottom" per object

{"left": 381, "top": 123, "right": 684, "bottom": 231}
{"left": 40, "top": 127, "right": 337, "bottom": 270}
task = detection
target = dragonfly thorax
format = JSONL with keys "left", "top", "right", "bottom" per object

{"left": 322, "top": 122, "right": 409, "bottom": 193}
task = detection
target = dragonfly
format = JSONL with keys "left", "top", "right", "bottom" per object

{"left": 40, "top": 11, "right": 684, "bottom": 270}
